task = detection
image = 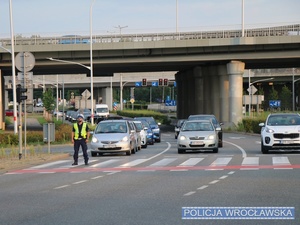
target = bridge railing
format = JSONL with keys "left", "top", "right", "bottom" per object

{"left": 0, "top": 24, "right": 299, "bottom": 47}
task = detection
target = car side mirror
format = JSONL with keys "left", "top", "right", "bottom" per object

{"left": 259, "top": 123, "right": 265, "bottom": 127}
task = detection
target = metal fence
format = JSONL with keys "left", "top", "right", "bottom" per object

{"left": 0, "top": 24, "right": 299, "bottom": 47}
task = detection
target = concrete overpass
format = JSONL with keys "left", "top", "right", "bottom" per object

{"left": 1, "top": 24, "right": 300, "bottom": 127}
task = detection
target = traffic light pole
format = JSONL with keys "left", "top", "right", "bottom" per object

{"left": 18, "top": 102, "right": 22, "bottom": 160}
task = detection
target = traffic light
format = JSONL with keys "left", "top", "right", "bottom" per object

{"left": 142, "top": 78, "right": 147, "bottom": 86}
{"left": 163, "top": 79, "right": 169, "bottom": 86}
{"left": 158, "top": 78, "right": 163, "bottom": 86}
{"left": 16, "top": 85, "right": 27, "bottom": 103}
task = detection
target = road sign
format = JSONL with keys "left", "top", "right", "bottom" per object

{"left": 81, "top": 89, "right": 91, "bottom": 99}
{"left": 247, "top": 85, "right": 257, "bottom": 95}
{"left": 152, "top": 81, "right": 158, "bottom": 87}
{"left": 135, "top": 82, "right": 142, "bottom": 87}
{"left": 15, "top": 52, "right": 35, "bottom": 72}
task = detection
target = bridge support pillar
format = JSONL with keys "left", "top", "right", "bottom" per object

{"left": 193, "top": 67, "right": 203, "bottom": 115}
{"left": 227, "top": 60, "right": 245, "bottom": 126}
{"left": 218, "top": 65, "right": 229, "bottom": 123}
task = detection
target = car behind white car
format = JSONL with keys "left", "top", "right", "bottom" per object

{"left": 177, "top": 120, "right": 220, "bottom": 154}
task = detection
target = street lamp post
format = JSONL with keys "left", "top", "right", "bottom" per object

{"left": 90, "top": 0, "right": 95, "bottom": 125}
{"left": 47, "top": 58, "right": 94, "bottom": 125}
{"left": 292, "top": 68, "right": 300, "bottom": 112}
{"left": 9, "top": 0, "right": 18, "bottom": 134}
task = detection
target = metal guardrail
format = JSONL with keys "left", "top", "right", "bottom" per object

{"left": 0, "top": 24, "right": 299, "bottom": 47}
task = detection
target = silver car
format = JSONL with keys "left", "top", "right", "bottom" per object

{"left": 177, "top": 120, "right": 220, "bottom": 154}
{"left": 91, "top": 120, "right": 137, "bottom": 156}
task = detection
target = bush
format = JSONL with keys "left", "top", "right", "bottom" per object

{"left": 241, "top": 118, "right": 265, "bottom": 133}
{"left": 116, "top": 110, "right": 169, "bottom": 124}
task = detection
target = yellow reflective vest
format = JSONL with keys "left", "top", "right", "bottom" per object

{"left": 73, "top": 123, "right": 87, "bottom": 139}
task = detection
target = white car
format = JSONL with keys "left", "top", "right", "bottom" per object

{"left": 177, "top": 120, "right": 220, "bottom": 154}
{"left": 259, "top": 113, "right": 300, "bottom": 154}
{"left": 133, "top": 120, "right": 148, "bottom": 148}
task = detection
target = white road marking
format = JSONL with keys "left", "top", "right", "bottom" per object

{"left": 242, "top": 157, "right": 259, "bottom": 166}
{"left": 178, "top": 158, "right": 204, "bottom": 167}
{"left": 210, "top": 157, "right": 232, "bottom": 167}
{"left": 197, "top": 185, "right": 209, "bottom": 190}
{"left": 209, "top": 180, "right": 220, "bottom": 184}
{"left": 73, "top": 180, "right": 88, "bottom": 184}
{"left": 184, "top": 191, "right": 196, "bottom": 196}
{"left": 224, "top": 141, "right": 247, "bottom": 157}
{"left": 25, "top": 160, "right": 71, "bottom": 169}
{"left": 90, "top": 159, "right": 120, "bottom": 168}
{"left": 54, "top": 185, "right": 70, "bottom": 189}
{"left": 148, "top": 158, "right": 177, "bottom": 167}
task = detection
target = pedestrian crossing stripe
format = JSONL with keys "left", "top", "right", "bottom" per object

{"left": 5, "top": 156, "right": 300, "bottom": 174}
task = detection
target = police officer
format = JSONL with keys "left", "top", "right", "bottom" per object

{"left": 71, "top": 114, "right": 90, "bottom": 165}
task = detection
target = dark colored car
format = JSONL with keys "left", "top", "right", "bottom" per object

{"left": 188, "top": 114, "right": 223, "bottom": 147}
{"left": 175, "top": 119, "right": 186, "bottom": 139}
{"left": 134, "top": 117, "right": 161, "bottom": 142}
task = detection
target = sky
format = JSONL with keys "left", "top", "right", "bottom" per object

{"left": 0, "top": 0, "right": 299, "bottom": 37}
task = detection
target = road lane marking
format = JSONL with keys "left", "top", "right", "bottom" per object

{"left": 148, "top": 158, "right": 177, "bottom": 167}
{"left": 184, "top": 191, "right": 196, "bottom": 196}
{"left": 197, "top": 185, "right": 209, "bottom": 190}
{"left": 90, "top": 159, "right": 120, "bottom": 168}
{"left": 118, "top": 159, "right": 148, "bottom": 168}
{"left": 25, "top": 160, "right": 71, "bottom": 169}
{"left": 54, "top": 185, "right": 70, "bottom": 189}
{"left": 219, "top": 175, "right": 228, "bottom": 179}
{"left": 210, "top": 157, "right": 232, "bottom": 167}
{"left": 73, "top": 180, "right": 88, "bottom": 184}
{"left": 224, "top": 140, "right": 247, "bottom": 157}
{"left": 209, "top": 180, "right": 220, "bottom": 184}
{"left": 178, "top": 158, "right": 204, "bottom": 167}
{"left": 91, "top": 176, "right": 103, "bottom": 179}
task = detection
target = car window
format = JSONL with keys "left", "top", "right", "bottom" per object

{"left": 267, "top": 115, "right": 300, "bottom": 126}
{"left": 95, "top": 122, "right": 127, "bottom": 133}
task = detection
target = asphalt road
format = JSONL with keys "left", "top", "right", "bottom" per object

{"left": 0, "top": 131, "right": 299, "bottom": 225}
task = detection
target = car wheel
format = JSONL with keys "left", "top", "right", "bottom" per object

{"left": 213, "top": 148, "right": 219, "bottom": 153}
{"left": 142, "top": 144, "right": 147, "bottom": 148}
{"left": 261, "top": 141, "right": 269, "bottom": 154}
{"left": 91, "top": 152, "right": 97, "bottom": 157}
{"left": 178, "top": 149, "right": 185, "bottom": 154}
{"left": 126, "top": 150, "right": 131, "bottom": 156}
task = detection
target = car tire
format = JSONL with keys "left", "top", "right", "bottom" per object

{"left": 126, "top": 150, "right": 131, "bottom": 156}
{"left": 178, "top": 149, "right": 185, "bottom": 154}
{"left": 213, "top": 148, "right": 219, "bottom": 153}
{"left": 142, "top": 144, "right": 147, "bottom": 148}
{"left": 91, "top": 152, "right": 97, "bottom": 157}
{"left": 261, "top": 141, "right": 269, "bottom": 154}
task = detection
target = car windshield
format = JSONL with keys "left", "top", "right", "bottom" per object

{"left": 96, "top": 108, "right": 108, "bottom": 113}
{"left": 267, "top": 115, "right": 300, "bottom": 126}
{"left": 189, "top": 116, "right": 218, "bottom": 126}
{"left": 182, "top": 121, "right": 214, "bottom": 131}
{"left": 95, "top": 122, "right": 127, "bottom": 133}
{"left": 133, "top": 122, "right": 143, "bottom": 131}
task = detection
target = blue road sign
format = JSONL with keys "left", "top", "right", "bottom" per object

{"left": 269, "top": 100, "right": 281, "bottom": 108}
{"left": 152, "top": 81, "right": 158, "bottom": 87}
{"left": 135, "top": 82, "right": 142, "bottom": 87}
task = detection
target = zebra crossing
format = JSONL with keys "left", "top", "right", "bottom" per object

{"left": 7, "top": 155, "right": 299, "bottom": 174}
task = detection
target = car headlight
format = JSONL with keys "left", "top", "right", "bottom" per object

{"left": 179, "top": 135, "right": 186, "bottom": 141}
{"left": 265, "top": 127, "right": 275, "bottom": 133}
{"left": 92, "top": 136, "right": 98, "bottom": 143}
{"left": 207, "top": 135, "right": 215, "bottom": 140}
{"left": 121, "top": 136, "right": 129, "bottom": 142}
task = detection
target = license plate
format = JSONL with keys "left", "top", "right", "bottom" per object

{"left": 103, "top": 144, "right": 116, "bottom": 148}
{"left": 191, "top": 141, "right": 203, "bottom": 145}
{"left": 280, "top": 140, "right": 293, "bottom": 144}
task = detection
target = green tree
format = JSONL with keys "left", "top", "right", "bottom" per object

{"left": 264, "top": 86, "right": 278, "bottom": 110}
{"left": 42, "top": 89, "right": 55, "bottom": 114}
{"left": 279, "top": 85, "right": 292, "bottom": 110}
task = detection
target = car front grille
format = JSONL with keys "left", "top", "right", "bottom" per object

{"left": 273, "top": 133, "right": 299, "bottom": 139}
{"left": 101, "top": 141, "right": 118, "bottom": 144}
{"left": 189, "top": 137, "right": 205, "bottom": 140}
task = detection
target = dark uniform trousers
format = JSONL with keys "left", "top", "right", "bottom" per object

{"left": 73, "top": 138, "right": 89, "bottom": 164}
